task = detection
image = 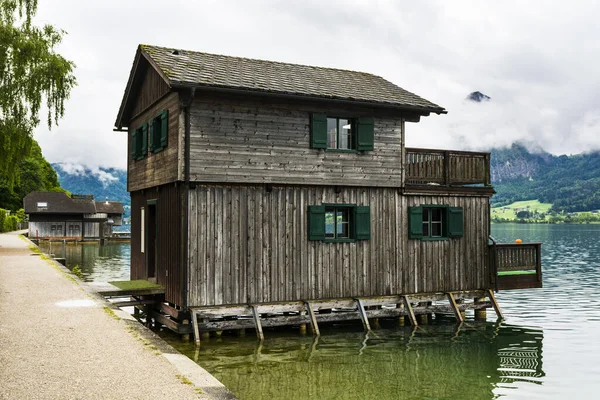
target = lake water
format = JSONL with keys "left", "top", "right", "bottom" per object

{"left": 47, "top": 224, "right": 600, "bottom": 399}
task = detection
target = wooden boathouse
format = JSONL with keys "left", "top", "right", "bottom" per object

{"left": 114, "top": 45, "right": 542, "bottom": 340}
{"left": 24, "top": 192, "right": 124, "bottom": 241}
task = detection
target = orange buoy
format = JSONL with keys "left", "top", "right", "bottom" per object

{"left": 515, "top": 239, "right": 523, "bottom": 244}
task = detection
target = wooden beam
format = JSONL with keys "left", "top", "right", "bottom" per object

{"left": 112, "top": 299, "right": 157, "bottom": 307}
{"left": 403, "top": 296, "right": 418, "bottom": 327}
{"left": 191, "top": 310, "right": 201, "bottom": 346}
{"left": 305, "top": 301, "right": 320, "bottom": 336}
{"left": 446, "top": 292, "right": 464, "bottom": 323}
{"left": 355, "top": 298, "right": 371, "bottom": 332}
{"left": 251, "top": 305, "right": 264, "bottom": 341}
{"left": 487, "top": 289, "right": 504, "bottom": 320}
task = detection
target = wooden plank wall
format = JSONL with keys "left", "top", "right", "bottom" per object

{"left": 188, "top": 94, "right": 404, "bottom": 187}
{"left": 128, "top": 92, "right": 181, "bottom": 192}
{"left": 130, "top": 63, "right": 170, "bottom": 118}
{"left": 187, "top": 185, "right": 490, "bottom": 307}
{"left": 130, "top": 184, "right": 185, "bottom": 306}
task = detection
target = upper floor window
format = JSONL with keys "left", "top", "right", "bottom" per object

{"left": 131, "top": 124, "right": 148, "bottom": 161}
{"left": 149, "top": 110, "right": 168, "bottom": 153}
{"left": 327, "top": 118, "right": 354, "bottom": 150}
{"left": 310, "top": 114, "right": 374, "bottom": 151}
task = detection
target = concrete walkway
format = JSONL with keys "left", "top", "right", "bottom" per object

{"left": 0, "top": 231, "right": 236, "bottom": 400}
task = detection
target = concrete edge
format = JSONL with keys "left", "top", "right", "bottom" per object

{"left": 22, "top": 234, "right": 238, "bottom": 400}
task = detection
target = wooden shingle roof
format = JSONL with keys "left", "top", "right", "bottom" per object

{"left": 95, "top": 201, "right": 125, "bottom": 215}
{"left": 23, "top": 192, "right": 96, "bottom": 214}
{"left": 115, "top": 45, "right": 446, "bottom": 127}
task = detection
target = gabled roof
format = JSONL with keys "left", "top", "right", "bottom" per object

{"left": 23, "top": 192, "right": 96, "bottom": 214}
{"left": 115, "top": 44, "right": 446, "bottom": 127}
{"left": 95, "top": 201, "right": 125, "bottom": 215}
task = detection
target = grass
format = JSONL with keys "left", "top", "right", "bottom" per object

{"left": 108, "top": 280, "right": 163, "bottom": 290}
{"left": 103, "top": 306, "right": 120, "bottom": 320}
{"left": 491, "top": 200, "right": 553, "bottom": 220}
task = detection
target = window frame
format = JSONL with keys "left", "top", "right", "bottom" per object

{"left": 326, "top": 117, "right": 357, "bottom": 152}
{"left": 149, "top": 110, "right": 168, "bottom": 154}
{"left": 324, "top": 204, "right": 355, "bottom": 242}
{"left": 409, "top": 205, "right": 464, "bottom": 240}
{"left": 421, "top": 206, "right": 447, "bottom": 240}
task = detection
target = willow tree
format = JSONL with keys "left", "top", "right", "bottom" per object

{"left": 0, "top": 0, "right": 76, "bottom": 186}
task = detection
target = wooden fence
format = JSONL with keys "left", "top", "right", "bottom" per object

{"left": 405, "top": 148, "right": 491, "bottom": 186}
{"left": 489, "top": 243, "right": 542, "bottom": 290}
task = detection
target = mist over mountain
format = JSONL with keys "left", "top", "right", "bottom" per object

{"left": 52, "top": 163, "right": 130, "bottom": 215}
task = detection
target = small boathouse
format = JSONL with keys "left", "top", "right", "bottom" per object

{"left": 114, "top": 45, "right": 542, "bottom": 341}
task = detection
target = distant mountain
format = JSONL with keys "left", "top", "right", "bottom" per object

{"left": 52, "top": 163, "right": 130, "bottom": 216}
{"left": 467, "top": 91, "right": 491, "bottom": 102}
{"left": 490, "top": 143, "right": 600, "bottom": 212}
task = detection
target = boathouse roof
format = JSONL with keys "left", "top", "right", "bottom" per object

{"left": 23, "top": 192, "right": 123, "bottom": 215}
{"left": 95, "top": 201, "right": 125, "bottom": 215}
{"left": 115, "top": 44, "right": 446, "bottom": 128}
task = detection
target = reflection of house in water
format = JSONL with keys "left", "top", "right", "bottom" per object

{"left": 190, "top": 322, "right": 544, "bottom": 400}
{"left": 24, "top": 192, "right": 124, "bottom": 240}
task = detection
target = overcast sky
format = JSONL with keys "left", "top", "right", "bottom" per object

{"left": 33, "top": 0, "right": 600, "bottom": 170}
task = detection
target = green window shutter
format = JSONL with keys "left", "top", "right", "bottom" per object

{"left": 308, "top": 205, "right": 326, "bottom": 241}
{"left": 141, "top": 124, "right": 148, "bottom": 158}
{"left": 160, "top": 110, "right": 169, "bottom": 148}
{"left": 131, "top": 130, "right": 138, "bottom": 159}
{"left": 311, "top": 113, "right": 327, "bottom": 149}
{"left": 356, "top": 117, "right": 374, "bottom": 151}
{"left": 408, "top": 206, "right": 423, "bottom": 239}
{"left": 448, "top": 207, "right": 464, "bottom": 237}
{"left": 354, "top": 206, "right": 371, "bottom": 240}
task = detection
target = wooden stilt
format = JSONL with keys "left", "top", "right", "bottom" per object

{"left": 305, "top": 301, "right": 320, "bottom": 336}
{"left": 403, "top": 296, "right": 418, "bottom": 327}
{"left": 446, "top": 292, "right": 464, "bottom": 323}
{"left": 181, "top": 319, "right": 191, "bottom": 342}
{"left": 355, "top": 299, "right": 371, "bottom": 331}
{"left": 251, "top": 305, "right": 264, "bottom": 341}
{"left": 191, "top": 310, "right": 201, "bottom": 346}
{"left": 474, "top": 297, "right": 487, "bottom": 320}
{"left": 299, "top": 310, "right": 307, "bottom": 335}
{"left": 487, "top": 289, "right": 504, "bottom": 320}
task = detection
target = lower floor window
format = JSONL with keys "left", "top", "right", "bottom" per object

{"left": 423, "top": 207, "right": 444, "bottom": 238}
{"left": 325, "top": 206, "right": 351, "bottom": 239}
{"left": 308, "top": 204, "right": 371, "bottom": 242}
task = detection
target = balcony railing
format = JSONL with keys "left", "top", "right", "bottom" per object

{"left": 489, "top": 242, "right": 543, "bottom": 290}
{"left": 405, "top": 148, "right": 491, "bottom": 186}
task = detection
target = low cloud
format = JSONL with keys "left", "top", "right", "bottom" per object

{"left": 55, "top": 163, "right": 119, "bottom": 187}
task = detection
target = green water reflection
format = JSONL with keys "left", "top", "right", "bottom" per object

{"left": 166, "top": 322, "right": 543, "bottom": 400}
{"left": 36, "top": 241, "right": 130, "bottom": 282}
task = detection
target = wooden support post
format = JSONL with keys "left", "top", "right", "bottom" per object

{"left": 251, "top": 305, "right": 264, "bottom": 341}
{"left": 474, "top": 297, "right": 487, "bottom": 321}
{"left": 305, "top": 302, "right": 320, "bottom": 336}
{"left": 191, "top": 310, "right": 201, "bottom": 346}
{"left": 181, "top": 319, "right": 191, "bottom": 342}
{"left": 487, "top": 289, "right": 504, "bottom": 320}
{"left": 403, "top": 296, "right": 418, "bottom": 327}
{"left": 447, "top": 292, "right": 464, "bottom": 323}
{"left": 396, "top": 303, "right": 405, "bottom": 326}
{"left": 299, "top": 310, "right": 307, "bottom": 335}
{"left": 355, "top": 299, "right": 371, "bottom": 332}
{"left": 237, "top": 328, "right": 246, "bottom": 337}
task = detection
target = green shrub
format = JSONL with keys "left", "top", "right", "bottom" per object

{"left": 0, "top": 209, "right": 6, "bottom": 233}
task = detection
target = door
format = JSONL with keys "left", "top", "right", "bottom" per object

{"left": 146, "top": 201, "right": 157, "bottom": 282}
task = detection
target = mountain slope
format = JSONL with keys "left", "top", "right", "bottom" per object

{"left": 490, "top": 144, "right": 600, "bottom": 212}
{"left": 52, "top": 163, "right": 130, "bottom": 215}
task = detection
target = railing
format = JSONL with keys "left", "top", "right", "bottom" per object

{"left": 405, "top": 148, "right": 491, "bottom": 186}
{"left": 489, "top": 243, "right": 542, "bottom": 290}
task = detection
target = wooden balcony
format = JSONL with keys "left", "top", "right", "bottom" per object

{"left": 489, "top": 243, "right": 543, "bottom": 290}
{"left": 405, "top": 148, "right": 491, "bottom": 187}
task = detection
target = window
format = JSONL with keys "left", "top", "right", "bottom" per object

{"left": 308, "top": 204, "right": 370, "bottom": 242}
{"left": 131, "top": 124, "right": 148, "bottom": 161}
{"left": 409, "top": 205, "right": 464, "bottom": 240}
{"left": 327, "top": 118, "right": 354, "bottom": 150}
{"left": 311, "top": 114, "right": 374, "bottom": 151}
{"left": 37, "top": 202, "right": 48, "bottom": 208}
{"left": 149, "top": 110, "right": 168, "bottom": 153}
{"left": 325, "top": 206, "right": 351, "bottom": 239}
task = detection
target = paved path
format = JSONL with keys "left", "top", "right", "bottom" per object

{"left": 0, "top": 231, "right": 236, "bottom": 400}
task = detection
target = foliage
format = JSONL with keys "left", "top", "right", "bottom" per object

{"left": 491, "top": 200, "right": 600, "bottom": 224}
{"left": 0, "top": 140, "right": 64, "bottom": 210}
{"left": 491, "top": 144, "right": 600, "bottom": 212}
{"left": 0, "top": 207, "right": 19, "bottom": 231}
{"left": 71, "top": 264, "right": 83, "bottom": 279}
{"left": 0, "top": 0, "right": 76, "bottom": 186}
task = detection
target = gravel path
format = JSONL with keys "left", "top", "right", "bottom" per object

{"left": 0, "top": 231, "right": 236, "bottom": 400}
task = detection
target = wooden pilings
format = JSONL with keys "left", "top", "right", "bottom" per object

{"left": 187, "top": 290, "right": 501, "bottom": 344}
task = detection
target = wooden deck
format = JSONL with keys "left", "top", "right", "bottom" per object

{"left": 405, "top": 147, "right": 491, "bottom": 187}
{"left": 489, "top": 243, "right": 543, "bottom": 290}
{"left": 93, "top": 280, "right": 165, "bottom": 297}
